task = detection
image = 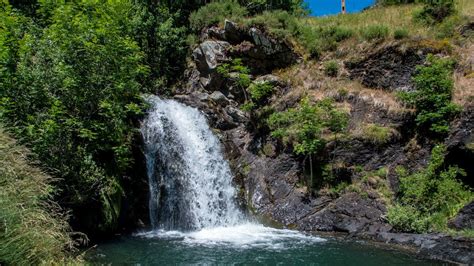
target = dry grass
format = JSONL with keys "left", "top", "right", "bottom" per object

{"left": 274, "top": 61, "right": 411, "bottom": 115}
{"left": 303, "top": 4, "right": 429, "bottom": 40}
{"left": 0, "top": 127, "right": 80, "bottom": 265}
{"left": 453, "top": 42, "right": 474, "bottom": 106}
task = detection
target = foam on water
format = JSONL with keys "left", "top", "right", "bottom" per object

{"left": 136, "top": 223, "right": 325, "bottom": 249}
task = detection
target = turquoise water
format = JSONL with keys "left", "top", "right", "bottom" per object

{"left": 86, "top": 224, "right": 441, "bottom": 265}
{"left": 305, "top": 0, "right": 376, "bottom": 16}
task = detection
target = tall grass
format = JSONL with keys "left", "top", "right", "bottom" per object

{"left": 0, "top": 128, "right": 78, "bottom": 264}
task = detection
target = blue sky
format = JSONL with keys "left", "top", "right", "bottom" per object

{"left": 305, "top": 0, "right": 376, "bottom": 16}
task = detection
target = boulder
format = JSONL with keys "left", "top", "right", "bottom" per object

{"left": 209, "top": 91, "right": 229, "bottom": 105}
{"left": 224, "top": 20, "right": 247, "bottom": 44}
{"left": 448, "top": 201, "right": 474, "bottom": 230}
{"left": 255, "top": 74, "right": 285, "bottom": 87}
{"left": 193, "top": 40, "right": 230, "bottom": 74}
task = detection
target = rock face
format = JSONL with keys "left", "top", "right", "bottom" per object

{"left": 190, "top": 20, "right": 298, "bottom": 92}
{"left": 449, "top": 201, "right": 474, "bottom": 230}
{"left": 346, "top": 42, "right": 444, "bottom": 91}
{"left": 376, "top": 233, "right": 474, "bottom": 264}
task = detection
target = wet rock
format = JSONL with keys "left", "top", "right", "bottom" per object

{"left": 376, "top": 233, "right": 474, "bottom": 264}
{"left": 296, "top": 193, "right": 389, "bottom": 234}
{"left": 448, "top": 201, "right": 474, "bottom": 230}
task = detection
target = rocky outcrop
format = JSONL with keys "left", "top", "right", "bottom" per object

{"left": 375, "top": 233, "right": 474, "bottom": 264}
{"left": 448, "top": 201, "right": 474, "bottom": 230}
{"left": 346, "top": 41, "right": 445, "bottom": 91}
{"left": 190, "top": 20, "right": 298, "bottom": 92}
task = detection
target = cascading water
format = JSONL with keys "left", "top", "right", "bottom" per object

{"left": 139, "top": 95, "right": 324, "bottom": 248}
{"left": 141, "top": 95, "right": 244, "bottom": 231}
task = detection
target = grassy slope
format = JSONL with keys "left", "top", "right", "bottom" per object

{"left": 0, "top": 127, "right": 79, "bottom": 264}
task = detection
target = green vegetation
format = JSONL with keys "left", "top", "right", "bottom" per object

{"left": 387, "top": 145, "right": 473, "bottom": 233}
{"left": 0, "top": 1, "right": 190, "bottom": 235}
{"left": 0, "top": 128, "right": 77, "bottom": 264}
{"left": 324, "top": 60, "right": 339, "bottom": 77}
{"left": 393, "top": 28, "right": 409, "bottom": 39}
{"left": 268, "top": 98, "right": 348, "bottom": 189}
{"left": 361, "top": 25, "right": 390, "bottom": 41}
{"left": 361, "top": 124, "right": 396, "bottom": 144}
{"left": 248, "top": 82, "right": 274, "bottom": 103}
{"left": 414, "top": 0, "right": 455, "bottom": 24}
{"left": 190, "top": 1, "right": 248, "bottom": 32}
{"left": 268, "top": 98, "right": 348, "bottom": 156}
{"left": 399, "top": 55, "right": 460, "bottom": 137}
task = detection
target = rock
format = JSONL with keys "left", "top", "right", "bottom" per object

{"left": 224, "top": 106, "right": 248, "bottom": 124}
{"left": 201, "top": 26, "right": 226, "bottom": 41}
{"left": 249, "top": 27, "right": 279, "bottom": 55}
{"left": 376, "top": 233, "right": 474, "bottom": 264}
{"left": 255, "top": 74, "right": 285, "bottom": 87}
{"left": 448, "top": 201, "right": 474, "bottom": 230}
{"left": 296, "top": 192, "right": 389, "bottom": 234}
{"left": 193, "top": 40, "right": 230, "bottom": 74}
{"left": 346, "top": 42, "right": 431, "bottom": 91}
{"left": 224, "top": 20, "right": 247, "bottom": 44}
{"left": 210, "top": 91, "right": 229, "bottom": 105}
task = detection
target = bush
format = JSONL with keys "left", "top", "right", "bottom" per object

{"left": 0, "top": 128, "right": 77, "bottom": 264}
{"left": 414, "top": 0, "right": 455, "bottom": 24}
{"left": 0, "top": 2, "right": 150, "bottom": 234}
{"left": 248, "top": 81, "right": 274, "bottom": 102}
{"left": 243, "top": 10, "right": 299, "bottom": 38}
{"left": 268, "top": 98, "right": 349, "bottom": 156}
{"left": 361, "top": 124, "right": 395, "bottom": 144}
{"left": 238, "top": 0, "right": 306, "bottom": 15}
{"left": 387, "top": 145, "right": 473, "bottom": 233}
{"left": 189, "top": 1, "right": 248, "bottom": 32}
{"left": 378, "top": 0, "right": 416, "bottom": 5}
{"left": 399, "top": 54, "right": 460, "bottom": 136}
{"left": 393, "top": 28, "right": 409, "bottom": 39}
{"left": 361, "top": 25, "right": 390, "bottom": 41}
{"left": 324, "top": 60, "right": 339, "bottom": 77}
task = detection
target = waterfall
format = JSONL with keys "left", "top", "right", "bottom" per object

{"left": 141, "top": 95, "right": 244, "bottom": 231}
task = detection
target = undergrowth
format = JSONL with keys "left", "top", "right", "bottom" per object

{"left": 0, "top": 127, "right": 79, "bottom": 265}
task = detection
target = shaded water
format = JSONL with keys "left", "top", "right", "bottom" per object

{"left": 87, "top": 97, "right": 442, "bottom": 264}
{"left": 87, "top": 228, "right": 441, "bottom": 265}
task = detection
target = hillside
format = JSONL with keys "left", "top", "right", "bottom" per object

{"left": 0, "top": 0, "right": 473, "bottom": 264}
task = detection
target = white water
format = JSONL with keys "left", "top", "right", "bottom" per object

{"left": 140, "top": 95, "right": 323, "bottom": 246}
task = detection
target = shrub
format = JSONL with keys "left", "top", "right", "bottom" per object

{"left": 238, "top": 0, "right": 306, "bottom": 15}
{"left": 0, "top": 2, "right": 150, "bottom": 234}
{"left": 414, "top": 0, "right": 455, "bottom": 24}
{"left": 189, "top": 1, "right": 248, "bottom": 32}
{"left": 361, "top": 124, "right": 395, "bottom": 144}
{"left": 393, "top": 28, "right": 409, "bottom": 39}
{"left": 324, "top": 60, "right": 339, "bottom": 77}
{"left": 248, "top": 81, "right": 274, "bottom": 102}
{"left": 387, "top": 145, "right": 473, "bottom": 233}
{"left": 242, "top": 10, "right": 299, "bottom": 38}
{"left": 378, "top": 0, "right": 416, "bottom": 5}
{"left": 361, "top": 25, "right": 390, "bottom": 41}
{"left": 399, "top": 54, "right": 460, "bottom": 137}
{"left": 268, "top": 98, "right": 349, "bottom": 156}
{"left": 0, "top": 128, "right": 77, "bottom": 264}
